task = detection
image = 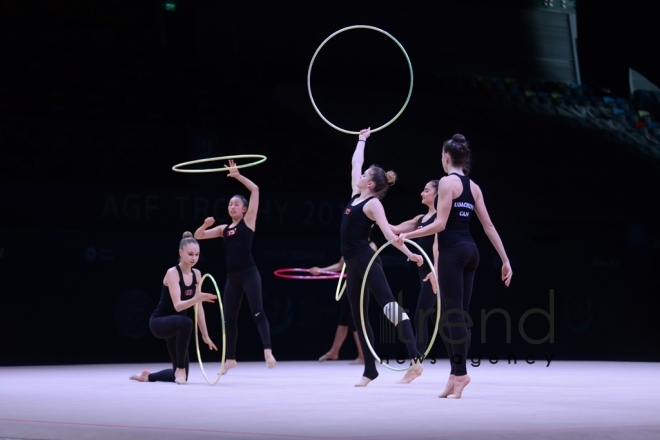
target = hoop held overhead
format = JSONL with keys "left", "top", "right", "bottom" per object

{"left": 359, "top": 239, "right": 440, "bottom": 372}
{"left": 307, "top": 25, "right": 414, "bottom": 135}
{"left": 172, "top": 154, "right": 267, "bottom": 173}
{"left": 194, "top": 273, "right": 226, "bottom": 385}
{"left": 274, "top": 268, "right": 346, "bottom": 280}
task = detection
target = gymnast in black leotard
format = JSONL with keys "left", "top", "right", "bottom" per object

{"left": 129, "top": 232, "right": 217, "bottom": 385}
{"left": 342, "top": 128, "right": 425, "bottom": 387}
{"left": 194, "top": 160, "right": 276, "bottom": 375}
{"left": 389, "top": 179, "right": 440, "bottom": 384}
{"left": 397, "top": 133, "right": 512, "bottom": 399}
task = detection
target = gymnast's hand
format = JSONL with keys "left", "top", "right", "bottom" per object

{"left": 502, "top": 261, "right": 512, "bottom": 287}
{"left": 196, "top": 291, "right": 217, "bottom": 304}
{"left": 359, "top": 127, "right": 371, "bottom": 141}
{"left": 423, "top": 272, "right": 439, "bottom": 294}
{"left": 309, "top": 266, "right": 321, "bottom": 276}
{"left": 225, "top": 159, "right": 240, "bottom": 178}
{"left": 409, "top": 253, "right": 423, "bottom": 267}
{"left": 203, "top": 217, "right": 215, "bottom": 228}
{"left": 203, "top": 335, "right": 218, "bottom": 351}
{"left": 394, "top": 233, "right": 406, "bottom": 245}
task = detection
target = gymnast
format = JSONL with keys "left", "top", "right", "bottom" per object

{"left": 389, "top": 179, "right": 440, "bottom": 384}
{"left": 341, "top": 127, "right": 424, "bottom": 387}
{"left": 130, "top": 232, "right": 217, "bottom": 384}
{"left": 396, "top": 134, "right": 512, "bottom": 398}
{"left": 194, "top": 160, "right": 276, "bottom": 375}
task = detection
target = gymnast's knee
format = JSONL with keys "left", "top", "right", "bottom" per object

{"left": 383, "top": 302, "right": 409, "bottom": 326}
{"left": 180, "top": 316, "right": 193, "bottom": 331}
{"left": 252, "top": 309, "right": 267, "bottom": 324}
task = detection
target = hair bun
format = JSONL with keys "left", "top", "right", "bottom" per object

{"left": 182, "top": 231, "right": 193, "bottom": 239}
{"left": 385, "top": 170, "right": 397, "bottom": 185}
{"left": 452, "top": 134, "right": 466, "bottom": 145}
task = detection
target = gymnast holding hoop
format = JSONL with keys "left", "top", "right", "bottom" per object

{"left": 194, "top": 160, "right": 276, "bottom": 374}
{"left": 341, "top": 128, "right": 424, "bottom": 387}
{"left": 130, "top": 232, "right": 218, "bottom": 385}
{"left": 389, "top": 179, "right": 441, "bottom": 384}
{"left": 396, "top": 134, "right": 513, "bottom": 399}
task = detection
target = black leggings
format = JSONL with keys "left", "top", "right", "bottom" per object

{"left": 345, "top": 250, "right": 421, "bottom": 380}
{"left": 148, "top": 314, "right": 192, "bottom": 382}
{"left": 338, "top": 292, "right": 356, "bottom": 331}
{"left": 413, "top": 269, "right": 438, "bottom": 354}
{"left": 438, "top": 242, "right": 479, "bottom": 376}
{"left": 224, "top": 266, "right": 272, "bottom": 359}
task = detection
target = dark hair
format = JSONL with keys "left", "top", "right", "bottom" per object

{"left": 428, "top": 179, "right": 440, "bottom": 192}
{"left": 180, "top": 231, "right": 198, "bottom": 250}
{"left": 442, "top": 133, "right": 471, "bottom": 175}
{"left": 231, "top": 194, "right": 249, "bottom": 208}
{"left": 368, "top": 165, "right": 397, "bottom": 199}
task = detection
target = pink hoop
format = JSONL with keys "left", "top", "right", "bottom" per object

{"left": 273, "top": 268, "right": 346, "bottom": 280}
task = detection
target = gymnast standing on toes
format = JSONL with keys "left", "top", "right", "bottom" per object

{"left": 130, "top": 232, "right": 218, "bottom": 385}
{"left": 342, "top": 127, "right": 425, "bottom": 387}
{"left": 389, "top": 179, "right": 440, "bottom": 384}
{"left": 194, "top": 160, "right": 276, "bottom": 374}
{"left": 396, "top": 134, "right": 512, "bottom": 399}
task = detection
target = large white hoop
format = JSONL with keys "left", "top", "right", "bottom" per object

{"left": 172, "top": 155, "right": 267, "bottom": 173}
{"left": 307, "top": 25, "right": 413, "bottom": 135}
{"left": 194, "top": 273, "right": 226, "bottom": 386}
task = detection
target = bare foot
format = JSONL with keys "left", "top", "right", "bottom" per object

{"left": 396, "top": 364, "right": 423, "bottom": 384}
{"left": 318, "top": 352, "right": 339, "bottom": 362}
{"left": 354, "top": 376, "right": 373, "bottom": 387}
{"left": 348, "top": 357, "right": 364, "bottom": 365}
{"left": 447, "top": 375, "right": 470, "bottom": 399}
{"left": 264, "top": 349, "right": 277, "bottom": 369}
{"left": 129, "top": 369, "right": 150, "bottom": 382}
{"left": 438, "top": 374, "right": 456, "bottom": 398}
{"left": 221, "top": 359, "right": 238, "bottom": 375}
{"left": 174, "top": 368, "right": 187, "bottom": 385}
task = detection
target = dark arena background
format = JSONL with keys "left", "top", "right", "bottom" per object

{"left": 1, "top": 0, "right": 659, "bottom": 439}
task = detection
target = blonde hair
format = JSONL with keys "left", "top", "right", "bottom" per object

{"left": 179, "top": 231, "right": 197, "bottom": 250}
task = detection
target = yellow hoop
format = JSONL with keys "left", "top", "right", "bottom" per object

{"left": 172, "top": 154, "right": 267, "bottom": 173}
{"left": 334, "top": 263, "right": 347, "bottom": 301}
{"left": 359, "top": 239, "right": 440, "bottom": 372}
{"left": 194, "top": 273, "right": 226, "bottom": 386}
{"left": 307, "top": 25, "right": 414, "bottom": 135}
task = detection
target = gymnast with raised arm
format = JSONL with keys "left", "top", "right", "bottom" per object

{"left": 341, "top": 127, "right": 424, "bottom": 387}
{"left": 194, "top": 160, "right": 276, "bottom": 375}
{"left": 396, "top": 134, "right": 512, "bottom": 398}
